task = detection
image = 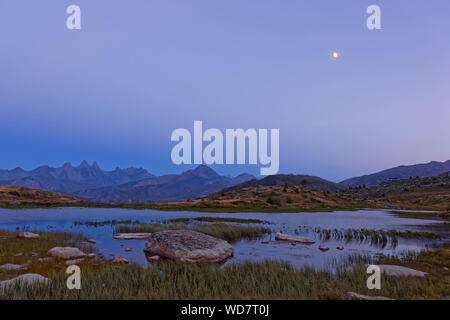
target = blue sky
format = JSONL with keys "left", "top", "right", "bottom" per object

{"left": 1, "top": 0, "right": 449, "bottom": 181}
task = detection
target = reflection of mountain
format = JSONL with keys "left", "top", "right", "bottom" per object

{"left": 217, "top": 174, "right": 346, "bottom": 194}
{"left": 75, "top": 165, "right": 256, "bottom": 204}
{"left": 0, "top": 161, "right": 154, "bottom": 193}
{"left": 340, "top": 160, "right": 450, "bottom": 187}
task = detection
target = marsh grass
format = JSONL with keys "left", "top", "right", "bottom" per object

{"left": 114, "top": 222, "right": 271, "bottom": 242}
{"left": 0, "top": 228, "right": 448, "bottom": 300}
{"left": 1, "top": 253, "right": 448, "bottom": 300}
{"left": 167, "top": 217, "right": 269, "bottom": 224}
{"left": 312, "top": 227, "right": 441, "bottom": 248}
{"left": 389, "top": 211, "right": 449, "bottom": 221}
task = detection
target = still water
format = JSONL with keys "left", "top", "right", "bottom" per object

{"left": 0, "top": 208, "right": 447, "bottom": 270}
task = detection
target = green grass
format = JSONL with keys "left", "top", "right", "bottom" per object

{"left": 114, "top": 222, "right": 271, "bottom": 243}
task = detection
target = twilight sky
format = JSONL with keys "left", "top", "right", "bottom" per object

{"left": 0, "top": 0, "right": 449, "bottom": 181}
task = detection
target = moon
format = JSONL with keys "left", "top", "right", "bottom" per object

{"left": 332, "top": 52, "right": 339, "bottom": 59}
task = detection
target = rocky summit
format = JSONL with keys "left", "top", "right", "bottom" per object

{"left": 143, "top": 230, "right": 233, "bottom": 263}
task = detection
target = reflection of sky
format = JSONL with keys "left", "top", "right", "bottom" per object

{"left": 0, "top": 208, "right": 445, "bottom": 269}
{"left": 1, "top": 1, "right": 449, "bottom": 181}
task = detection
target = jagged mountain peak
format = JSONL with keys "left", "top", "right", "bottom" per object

{"left": 63, "top": 162, "right": 73, "bottom": 168}
{"left": 79, "top": 160, "right": 90, "bottom": 168}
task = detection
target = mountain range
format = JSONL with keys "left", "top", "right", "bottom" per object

{"left": 340, "top": 160, "right": 450, "bottom": 187}
{"left": 74, "top": 165, "right": 255, "bottom": 203}
{"left": 0, "top": 161, "right": 154, "bottom": 193}
{"left": 0, "top": 159, "right": 448, "bottom": 204}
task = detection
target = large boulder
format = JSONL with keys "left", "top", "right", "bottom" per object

{"left": 378, "top": 265, "right": 427, "bottom": 277}
{"left": 47, "top": 247, "right": 86, "bottom": 260}
{"left": 143, "top": 230, "right": 233, "bottom": 263}
{"left": 0, "top": 274, "right": 49, "bottom": 289}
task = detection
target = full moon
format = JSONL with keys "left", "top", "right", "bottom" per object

{"left": 332, "top": 52, "right": 339, "bottom": 59}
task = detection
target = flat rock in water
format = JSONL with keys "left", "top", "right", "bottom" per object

{"left": 18, "top": 232, "right": 40, "bottom": 239}
{"left": 0, "top": 264, "right": 27, "bottom": 271}
{"left": 113, "top": 233, "right": 152, "bottom": 240}
{"left": 144, "top": 230, "right": 233, "bottom": 263}
{"left": 378, "top": 265, "right": 427, "bottom": 277}
{"left": 0, "top": 274, "right": 49, "bottom": 289}
{"left": 275, "top": 233, "right": 315, "bottom": 244}
{"left": 47, "top": 247, "right": 86, "bottom": 260}
{"left": 318, "top": 245, "right": 330, "bottom": 252}
{"left": 347, "top": 292, "right": 394, "bottom": 300}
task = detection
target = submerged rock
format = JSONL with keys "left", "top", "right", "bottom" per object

{"left": 274, "top": 233, "right": 315, "bottom": 244}
{"left": 144, "top": 230, "right": 233, "bottom": 263}
{"left": 113, "top": 233, "right": 152, "bottom": 240}
{"left": 0, "top": 274, "right": 49, "bottom": 289}
{"left": 47, "top": 247, "right": 86, "bottom": 260}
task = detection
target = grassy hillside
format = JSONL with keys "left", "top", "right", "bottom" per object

{"left": 0, "top": 185, "right": 77, "bottom": 205}
{"left": 219, "top": 174, "right": 346, "bottom": 194}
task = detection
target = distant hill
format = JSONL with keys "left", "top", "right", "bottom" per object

{"left": 0, "top": 185, "right": 76, "bottom": 206}
{"left": 340, "top": 160, "right": 450, "bottom": 188}
{"left": 217, "top": 174, "right": 346, "bottom": 194}
{"left": 75, "top": 165, "right": 256, "bottom": 204}
{"left": 339, "top": 172, "right": 450, "bottom": 211}
{"left": 0, "top": 161, "right": 154, "bottom": 193}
